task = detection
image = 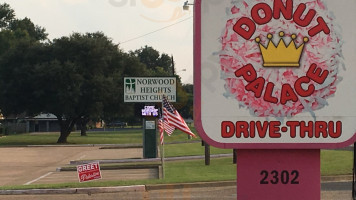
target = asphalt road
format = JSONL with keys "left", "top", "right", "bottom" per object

{"left": 0, "top": 146, "right": 143, "bottom": 186}
{"left": 322, "top": 181, "right": 352, "bottom": 191}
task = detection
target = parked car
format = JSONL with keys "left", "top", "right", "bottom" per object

{"left": 106, "top": 121, "right": 127, "bottom": 128}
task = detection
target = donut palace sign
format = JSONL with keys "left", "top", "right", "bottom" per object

{"left": 194, "top": 0, "right": 356, "bottom": 149}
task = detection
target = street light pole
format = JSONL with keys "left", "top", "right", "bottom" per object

{"left": 183, "top": 1, "right": 194, "bottom": 11}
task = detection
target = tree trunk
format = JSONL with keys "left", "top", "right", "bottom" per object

{"left": 80, "top": 117, "right": 89, "bottom": 136}
{"left": 80, "top": 125, "right": 87, "bottom": 136}
{"left": 56, "top": 117, "right": 78, "bottom": 143}
{"left": 57, "top": 129, "right": 71, "bottom": 143}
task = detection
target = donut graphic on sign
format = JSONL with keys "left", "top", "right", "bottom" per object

{"left": 220, "top": 0, "right": 343, "bottom": 118}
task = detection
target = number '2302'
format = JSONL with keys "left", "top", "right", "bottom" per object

{"left": 260, "top": 170, "right": 299, "bottom": 185}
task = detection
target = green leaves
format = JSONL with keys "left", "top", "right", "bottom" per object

{"left": 0, "top": 3, "right": 15, "bottom": 29}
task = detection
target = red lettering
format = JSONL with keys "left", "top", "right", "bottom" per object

{"left": 235, "top": 64, "right": 257, "bottom": 82}
{"left": 256, "top": 121, "right": 268, "bottom": 138}
{"left": 309, "top": 17, "right": 330, "bottom": 36}
{"left": 300, "top": 121, "right": 313, "bottom": 138}
{"left": 293, "top": 3, "right": 316, "bottom": 27}
{"left": 249, "top": 121, "right": 256, "bottom": 138}
{"left": 246, "top": 77, "right": 265, "bottom": 98}
{"left": 328, "top": 121, "right": 342, "bottom": 138}
{"left": 263, "top": 82, "right": 278, "bottom": 104}
{"left": 233, "top": 17, "right": 256, "bottom": 40}
{"left": 294, "top": 76, "right": 315, "bottom": 97}
{"left": 234, "top": 1, "right": 330, "bottom": 40}
{"left": 220, "top": 121, "right": 342, "bottom": 139}
{"left": 236, "top": 121, "right": 249, "bottom": 138}
{"left": 307, "top": 63, "right": 329, "bottom": 84}
{"left": 286, "top": 121, "right": 299, "bottom": 138}
{"left": 315, "top": 121, "right": 328, "bottom": 138}
{"left": 280, "top": 84, "right": 298, "bottom": 105}
{"left": 251, "top": 3, "right": 273, "bottom": 25}
{"left": 273, "top": 0, "right": 293, "bottom": 20}
{"left": 235, "top": 63, "right": 330, "bottom": 105}
{"left": 269, "top": 121, "right": 281, "bottom": 138}
{"left": 221, "top": 121, "right": 235, "bottom": 138}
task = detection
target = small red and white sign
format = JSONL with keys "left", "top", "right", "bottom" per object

{"left": 77, "top": 162, "right": 102, "bottom": 182}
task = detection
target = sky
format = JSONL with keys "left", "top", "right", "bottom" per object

{"left": 1, "top": 0, "right": 194, "bottom": 83}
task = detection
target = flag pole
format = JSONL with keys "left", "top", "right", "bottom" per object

{"left": 160, "top": 102, "right": 165, "bottom": 179}
{"left": 161, "top": 137, "right": 165, "bottom": 179}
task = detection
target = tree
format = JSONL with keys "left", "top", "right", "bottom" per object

{"left": 0, "top": 5, "right": 187, "bottom": 141}
{"left": 0, "top": 3, "right": 48, "bottom": 119}
{"left": 180, "top": 84, "right": 193, "bottom": 119}
{"left": 0, "top": 41, "right": 48, "bottom": 117}
{"left": 43, "top": 32, "right": 127, "bottom": 142}
{"left": 0, "top": 3, "right": 15, "bottom": 29}
{"left": 101, "top": 51, "right": 149, "bottom": 124}
{"left": 0, "top": 3, "right": 47, "bottom": 57}
{"left": 0, "top": 31, "right": 142, "bottom": 143}
{"left": 134, "top": 45, "right": 173, "bottom": 75}
{"left": 9, "top": 18, "right": 47, "bottom": 41}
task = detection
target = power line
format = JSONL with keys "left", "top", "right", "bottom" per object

{"left": 119, "top": 17, "right": 193, "bottom": 44}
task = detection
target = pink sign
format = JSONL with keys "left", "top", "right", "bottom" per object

{"left": 237, "top": 149, "right": 320, "bottom": 199}
{"left": 77, "top": 162, "right": 102, "bottom": 182}
{"left": 194, "top": 0, "right": 356, "bottom": 149}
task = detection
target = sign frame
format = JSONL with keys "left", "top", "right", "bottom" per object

{"left": 124, "top": 77, "right": 177, "bottom": 103}
{"left": 193, "top": 0, "right": 356, "bottom": 149}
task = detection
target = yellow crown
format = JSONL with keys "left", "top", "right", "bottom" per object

{"left": 255, "top": 32, "right": 309, "bottom": 67}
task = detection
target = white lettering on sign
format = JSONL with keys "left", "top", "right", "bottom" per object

{"left": 77, "top": 162, "right": 99, "bottom": 173}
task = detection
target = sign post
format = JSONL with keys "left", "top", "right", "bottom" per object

{"left": 194, "top": 0, "right": 356, "bottom": 199}
{"left": 143, "top": 117, "right": 157, "bottom": 158}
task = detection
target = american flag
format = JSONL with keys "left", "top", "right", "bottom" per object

{"left": 161, "top": 95, "right": 196, "bottom": 138}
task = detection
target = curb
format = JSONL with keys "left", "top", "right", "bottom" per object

{"left": 1, "top": 176, "right": 352, "bottom": 195}
{"left": 0, "top": 185, "right": 146, "bottom": 195}
{"left": 146, "top": 181, "right": 236, "bottom": 191}
{"left": 69, "top": 154, "right": 233, "bottom": 165}
{"left": 321, "top": 175, "right": 353, "bottom": 182}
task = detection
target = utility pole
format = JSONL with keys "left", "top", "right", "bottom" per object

{"left": 171, "top": 55, "right": 175, "bottom": 75}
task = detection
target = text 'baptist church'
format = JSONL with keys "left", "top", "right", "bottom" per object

{"left": 124, "top": 77, "right": 177, "bottom": 103}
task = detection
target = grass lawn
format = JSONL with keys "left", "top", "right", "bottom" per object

{"left": 0, "top": 130, "right": 141, "bottom": 145}
{"left": 0, "top": 127, "right": 201, "bottom": 146}
{"left": 165, "top": 142, "right": 232, "bottom": 157}
{"left": 321, "top": 150, "right": 353, "bottom": 176}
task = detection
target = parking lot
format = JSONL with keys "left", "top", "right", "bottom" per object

{"left": 0, "top": 146, "right": 142, "bottom": 186}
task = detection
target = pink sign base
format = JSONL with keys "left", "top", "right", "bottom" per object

{"left": 237, "top": 149, "right": 320, "bottom": 200}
